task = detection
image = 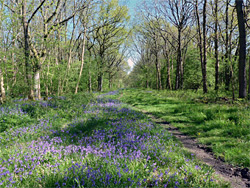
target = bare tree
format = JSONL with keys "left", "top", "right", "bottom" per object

{"left": 159, "top": 0, "right": 194, "bottom": 89}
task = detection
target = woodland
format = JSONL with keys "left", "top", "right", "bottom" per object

{"left": 0, "top": 0, "right": 249, "bottom": 99}
{"left": 0, "top": 0, "right": 250, "bottom": 187}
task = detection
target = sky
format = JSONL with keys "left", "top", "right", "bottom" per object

{"left": 127, "top": 0, "right": 141, "bottom": 16}
{"left": 125, "top": 0, "right": 142, "bottom": 72}
{"left": 127, "top": 58, "right": 134, "bottom": 74}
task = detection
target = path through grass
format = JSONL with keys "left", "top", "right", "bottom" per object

{"left": 0, "top": 92, "right": 230, "bottom": 187}
{"left": 110, "top": 89, "right": 250, "bottom": 168}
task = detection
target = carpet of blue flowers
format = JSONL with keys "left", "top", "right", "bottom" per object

{"left": 0, "top": 92, "right": 229, "bottom": 187}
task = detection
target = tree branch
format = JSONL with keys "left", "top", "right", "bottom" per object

{"left": 28, "top": 0, "right": 46, "bottom": 24}
{"left": 46, "top": 0, "right": 62, "bottom": 24}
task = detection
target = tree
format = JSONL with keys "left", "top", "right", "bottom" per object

{"left": 194, "top": 0, "right": 208, "bottom": 94}
{"left": 159, "top": 0, "right": 194, "bottom": 89}
{"left": 202, "top": 0, "right": 208, "bottom": 93}
{"left": 236, "top": 0, "right": 247, "bottom": 98}
{"left": 90, "top": 0, "right": 129, "bottom": 91}
{"left": 0, "top": 0, "right": 6, "bottom": 103}
{"left": 214, "top": 0, "right": 219, "bottom": 90}
{"left": 75, "top": 3, "right": 90, "bottom": 94}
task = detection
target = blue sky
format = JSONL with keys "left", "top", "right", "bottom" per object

{"left": 124, "top": 0, "right": 141, "bottom": 17}
{"left": 121, "top": 0, "right": 142, "bottom": 72}
{"left": 127, "top": 0, "right": 139, "bottom": 15}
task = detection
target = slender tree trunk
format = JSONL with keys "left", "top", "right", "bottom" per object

{"left": 34, "top": 69, "right": 41, "bottom": 99}
{"left": 202, "top": 0, "right": 208, "bottom": 93}
{"left": 195, "top": 0, "right": 204, "bottom": 91}
{"left": 22, "top": 1, "right": 34, "bottom": 100}
{"left": 88, "top": 68, "right": 92, "bottom": 92}
{"left": 176, "top": 27, "right": 182, "bottom": 90}
{"left": 155, "top": 55, "right": 162, "bottom": 90}
{"left": 155, "top": 64, "right": 158, "bottom": 90}
{"left": 214, "top": 0, "right": 219, "bottom": 90}
{"left": 167, "top": 57, "right": 171, "bottom": 89}
{"left": 248, "top": 57, "right": 250, "bottom": 99}
{"left": 75, "top": 25, "right": 87, "bottom": 94}
{"left": 180, "top": 54, "right": 184, "bottom": 89}
{"left": 45, "top": 60, "right": 50, "bottom": 99}
{"left": 171, "top": 54, "right": 174, "bottom": 90}
{"left": 0, "top": 67, "right": 6, "bottom": 103}
{"left": 230, "top": 62, "right": 235, "bottom": 100}
{"left": 108, "top": 72, "right": 112, "bottom": 89}
{"left": 97, "top": 73, "right": 103, "bottom": 92}
{"left": 236, "top": 0, "right": 247, "bottom": 98}
{"left": 225, "top": 0, "right": 230, "bottom": 90}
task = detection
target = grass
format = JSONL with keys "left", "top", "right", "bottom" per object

{"left": 110, "top": 88, "right": 250, "bottom": 168}
{"left": 0, "top": 91, "right": 230, "bottom": 187}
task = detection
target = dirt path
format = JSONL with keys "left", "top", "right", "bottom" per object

{"left": 142, "top": 111, "right": 250, "bottom": 188}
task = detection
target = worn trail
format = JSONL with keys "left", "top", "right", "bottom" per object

{"left": 142, "top": 111, "right": 250, "bottom": 188}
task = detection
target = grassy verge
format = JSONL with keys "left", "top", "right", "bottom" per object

{"left": 111, "top": 89, "right": 250, "bottom": 168}
{"left": 0, "top": 92, "right": 230, "bottom": 187}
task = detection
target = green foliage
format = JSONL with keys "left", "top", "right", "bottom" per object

{"left": 0, "top": 114, "right": 33, "bottom": 133}
{"left": 183, "top": 47, "right": 202, "bottom": 89}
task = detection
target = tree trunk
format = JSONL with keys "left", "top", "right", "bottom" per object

{"left": 88, "top": 70, "right": 92, "bottom": 92}
{"left": 175, "top": 27, "right": 182, "bottom": 90}
{"left": 167, "top": 57, "right": 171, "bottom": 89}
{"left": 230, "top": 62, "right": 235, "bottom": 100}
{"left": 248, "top": 57, "right": 250, "bottom": 99}
{"left": 225, "top": 0, "right": 230, "bottom": 90}
{"left": 0, "top": 67, "right": 6, "bottom": 103}
{"left": 195, "top": 0, "right": 204, "bottom": 92}
{"left": 108, "top": 72, "right": 112, "bottom": 89}
{"left": 22, "top": 1, "right": 34, "bottom": 100}
{"left": 202, "top": 0, "right": 208, "bottom": 93}
{"left": 45, "top": 61, "right": 50, "bottom": 99}
{"left": 97, "top": 73, "right": 103, "bottom": 92}
{"left": 155, "top": 55, "right": 162, "bottom": 90}
{"left": 214, "top": 0, "right": 219, "bottom": 90}
{"left": 75, "top": 25, "right": 87, "bottom": 94}
{"left": 236, "top": 0, "right": 247, "bottom": 98}
{"left": 171, "top": 54, "right": 174, "bottom": 90}
{"left": 34, "top": 69, "right": 41, "bottom": 99}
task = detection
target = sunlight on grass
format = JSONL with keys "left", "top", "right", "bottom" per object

{"left": 115, "top": 89, "right": 250, "bottom": 168}
{"left": 0, "top": 92, "right": 230, "bottom": 187}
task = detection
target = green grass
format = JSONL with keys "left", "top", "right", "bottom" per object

{"left": 0, "top": 92, "right": 230, "bottom": 187}
{"left": 111, "top": 88, "right": 250, "bottom": 168}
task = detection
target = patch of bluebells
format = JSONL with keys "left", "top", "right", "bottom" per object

{"left": 0, "top": 97, "right": 224, "bottom": 187}
{"left": 21, "top": 101, "right": 58, "bottom": 110}
{"left": 0, "top": 106, "right": 27, "bottom": 117}
{"left": 97, "top": 90, "right": 120, "bottom": 98}
{"left": 0, "top": 118, "right": 53, "bottom": 144}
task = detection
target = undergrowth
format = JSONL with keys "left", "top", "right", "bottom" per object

{"left": 0, "top": 91, "right": 230, "bottom": 187}
{"left": 111, "top": 88, "right": 250, "bottom": 168}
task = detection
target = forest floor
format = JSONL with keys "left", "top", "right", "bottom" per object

{"left": 141, "top": 110, "right": 249, "bottom": 187}
{"left": 0, "top": 90, "right": 232, "bottom": 187}
{"left": 108, "top": 88, "right": 250, "bottom": 187}
{"left": 0, "top": 89, "right": 249, "bottom": 187}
